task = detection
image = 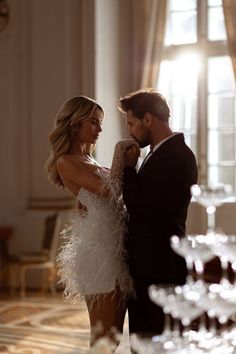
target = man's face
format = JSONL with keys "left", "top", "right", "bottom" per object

{"left": 126, "top": 110, "right": 150, "bottom": 148}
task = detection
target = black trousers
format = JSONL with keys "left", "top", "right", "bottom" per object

{"left": 128, "top": 279, "right": 165, "bottom": 336}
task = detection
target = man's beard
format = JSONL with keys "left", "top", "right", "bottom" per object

{"left": 132, "top": 136, "right": 149, "bottom": 148}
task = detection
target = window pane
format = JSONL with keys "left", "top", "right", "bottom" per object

{"left": 172, "top": 55, "right": 199, "bottom": 94}
{"left": 209, "top": 166, "right": 235, "bottom": 188}
{"left": 208, "top": 0, "right": 222, "bottom": 6}
{"left": 166, "top": 11, "right": 197, "bottom": 45}
{"left": 219, "top": 167, "right": 235, "bottom": 188}
{"left": 169, "top": 97, "right": 197, "bottom": 132}
{"left": 185, "top": 134, "right": 197, "bottom": 156}
{"left": 208, "top": 56, "right": 236, "bottom": 189}
{"left": 208, "top": 131, "right": 235, "bottom": 163}
{"left": 169, "top": 0, "right": 196, "bottom": 11}
{"left": 158, "top": 56, "right": 200, "bottom": 96}
{"left": 157, "top": 61, "right": 172, "bottom": 94}
{"left": 163, "top": 0, "right": 236, "bottom": 189}
{"left": 208, "top": 95, "right": 236, "bottom": 129}
{"left": 208, "top": 6, "right": 227, "bottom": 40}
{"left": 158, "top": 56, "right": 199, "bottom": 156}
{"left": 208, "top": 57, "right": 236, "bottom": 93}
{"left": 208, "top": 166, "right": 219, "bottom": 185}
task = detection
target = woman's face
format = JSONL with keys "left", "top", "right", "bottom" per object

{"left": 75, "top": 107, "right": 103, "bottom": 144}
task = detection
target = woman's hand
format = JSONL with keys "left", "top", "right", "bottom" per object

{"left": 114, "top": 139, "right": 140, "bottom": 168}
{"left": 124, "top": 143, "right": 140, "bottom": 168}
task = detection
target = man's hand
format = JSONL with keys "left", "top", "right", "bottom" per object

{"left": 124, "top": 144, "right": 140, "bottom": 168}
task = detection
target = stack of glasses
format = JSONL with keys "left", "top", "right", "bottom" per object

{"left": 131, "top": 184, "right": 236, "bottom": 353}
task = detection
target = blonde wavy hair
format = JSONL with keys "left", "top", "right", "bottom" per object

{"left": 45, "top": 95, "right": 104, "bottom": 188}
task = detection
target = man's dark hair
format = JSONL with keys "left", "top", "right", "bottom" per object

{"left": 118, "top": 88, "right": 170, "bottom": 123}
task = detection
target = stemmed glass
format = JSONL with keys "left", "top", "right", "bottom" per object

{"left": 148, "top": 285, "right": 176, "bottom": 338}
{"left": 196, "top": 282, "right": 236, "bottom": 335}
{"left": 130, "top": 285, "right": 178, "bottom": 354}
{"left": 169, "top": 285, "right": 204, "bottom": 329}
{"left": 220, "top": 235, "right": 236, "bottom": 284}
{"left": 206, "top": 232, "right": 231, "bottom": 287}
{"left": 171, "top": 235, "right": 214, "bottom": 285}
{"left": 149, "top": 285, "right": 204, "bottom": 332}
{"left": 191, "top": 184, "right": 235, "bottom": 233}
{"left": 130, "top": 334, "right": 166, "bottom": 354}
{"left": 212, "top": 235, "right": 236, "bottom": 304}
{"left": 148, "top": 285, "right": 205, "bottom": 353}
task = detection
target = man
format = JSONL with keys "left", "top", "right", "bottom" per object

{"left": 118, "top": 88, "right": 198, "bottom": 336}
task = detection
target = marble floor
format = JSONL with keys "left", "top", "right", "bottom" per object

{"left": 0, "top": 291, "right": 131, "bottom": 354}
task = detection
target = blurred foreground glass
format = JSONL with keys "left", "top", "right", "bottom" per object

{"left": 170, "top": 235, "right": 214, "bottom": 284}
{"left": 190, "top": 184, "right": 235, "bottom": 232}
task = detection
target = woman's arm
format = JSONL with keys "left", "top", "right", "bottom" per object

{"left": 57, "top": 155, "right": 109, "bottom": 197}
{"left": 57, "top": 139, "right": 139, "bottom": 199}
{"left": 109, "top": 139, "right": 140, "bottom": 191}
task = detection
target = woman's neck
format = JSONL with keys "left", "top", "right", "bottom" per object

{"left": 70, "top": 142, "right": 87, "bottom": 156}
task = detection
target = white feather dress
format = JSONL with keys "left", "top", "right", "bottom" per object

{"left": 57, "top": 147, "right": 135, "bottom": 303}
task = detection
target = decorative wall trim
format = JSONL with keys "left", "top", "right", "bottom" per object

{"left": 28, "top": 197, "right": 74, "bottom": 210}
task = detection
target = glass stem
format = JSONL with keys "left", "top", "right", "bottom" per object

{"left": 186, "top": 259, "right": 195, "bottom": 284}
{"left": 198, "top": 313, "right": 207, "bottom": 333}
{"left": 163, "top": 313, "right": 172, "bottom": 337}
{"left": 231, "top": 262, "right": 236, "bottom": 284}
{"left": 172, "top": 318, "right": 180, "bottom": 338}
{"left": 182, "top": 322, "right": 190, "bottom": 337}
{"left": 194, "top": 260, "right": 204, "bottom": 283}
{"left": 206, "top": 207, "right": 216, "bottom": 232}
{"left": 220, "top": 256, "right": 229, "bottom": 285}
{"left": 208, "top": 315, "right": 217, "bottom": 336}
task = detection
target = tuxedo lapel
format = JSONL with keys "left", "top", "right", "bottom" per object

{"left": 138, "top": 149, "right": 160, "bottom": 175}
{"left": 138, "top": 133, "right": 185, "bottom": 176}
{"left": 138, "top": 151, "right": 152, "bottom": 173}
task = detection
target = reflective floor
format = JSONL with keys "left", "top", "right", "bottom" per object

{"left": 0, "top": 290, "right": 131, "bottom": 354}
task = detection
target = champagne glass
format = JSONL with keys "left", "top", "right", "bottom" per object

{"left": 149, "top": 285, "right": 206, "bottom": 354}
{"left": 170, "top": 235, "right": 195, "bottom": 284}
{"left": 171, "top": 286, "right": 204, "bottom": 329}
{"left": 191, "top": 184, "right": 235, "bottom": 233}
{"left": 149, "top": 285, "right": 204, "bottom": 332}
{"left": 197, "top": 283, "right": 236, "bottom": 325}
{"left": 171, "top": 235, "right": 214, "bottom": 284}
{"left": 130, "top": 334, "right": 168, "bottom": 354}
{"left": 220, "top": 235, "right": 236, "bottom": 284}
{"left": 207, "top": 232, "right": 231, "bottom": 287}
{"left": 148, "top": 284, "right": 175, "bottom": 338}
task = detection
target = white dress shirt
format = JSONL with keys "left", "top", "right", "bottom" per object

{"left": 138, "top": 133, "right": 181, "bottom": 172}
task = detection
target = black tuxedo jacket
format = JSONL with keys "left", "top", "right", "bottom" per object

{"left": 123, "top": 133, "right": 198, "bottom": 283}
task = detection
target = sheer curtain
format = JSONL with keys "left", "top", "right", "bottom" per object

{"left": 119, "top": 0, "right": 167, "bottom": 92}
{"left": 223, "top": 0, "right": 236, "bottom": 80}
{"left": 118, "top": 0, "right": 167, "bottom": 137}
{"left": 140, "top": 0, "right": 167, "bottom": 88}
{"left": 129, "top": 0, "right": 149, "bottom": 90}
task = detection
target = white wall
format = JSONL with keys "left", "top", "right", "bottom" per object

{"left": 95, "top": 0, "right": 127, "bottom": 167}
{"left": 0, "top": 0, "right": 95, "bottom": 263}
{"left": 0, "top": 0, "right": 124, "bottom": 289}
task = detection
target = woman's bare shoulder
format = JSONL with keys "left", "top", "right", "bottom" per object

{"left": 56, "top": 154, "right": 105, "bottom": 195}
{"left": 57, "top": 154, "right": 99, "bottom": 180}
{"left": 57, "top": 154, "right": 82, "bottom": 169}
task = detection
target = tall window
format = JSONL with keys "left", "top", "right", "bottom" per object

{"left": 157, "top": 0, "right": 236, "bottom": 189}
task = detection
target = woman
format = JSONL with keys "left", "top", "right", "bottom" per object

{"left": 46, "top": 96, "right": 138, "bottom": 349}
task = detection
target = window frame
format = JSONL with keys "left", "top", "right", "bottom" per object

{"left": 161, "top": 0, "right": 230, "bottom": 185}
